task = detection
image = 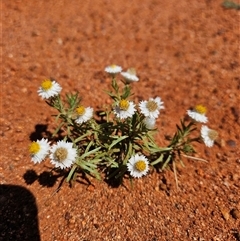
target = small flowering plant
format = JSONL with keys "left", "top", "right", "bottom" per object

{"left": 29, "top": 66, "right": 218, "bottom": 187}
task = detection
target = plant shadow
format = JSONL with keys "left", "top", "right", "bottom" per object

{"left": 23, "top": 168, "right": 93, "bottom": 190}
{"left": 29, "top": 124, "right": 64, "bottom": 142}
{"left": 29, "top": 124, "right": 51, "bottom": 141}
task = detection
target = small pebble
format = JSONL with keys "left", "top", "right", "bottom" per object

{"left": 230, "top": 208, "right": 240, "bottom": 219}
{"left": 31, "top": 31, "right": 40, "bottom": 36}
{"left": 64, "top": 211, "right": 71, "bottom": 220}
{"left": 232, "top": 174, "right": 239, "bottom": 181}
{"left": 220, "top": 206, "right": 230, "bottom": 221}
{"left": 57, "top": 38, "right": 63, "bottom": 45}
{"left": 220, "top": 139, "right": 226, "bottom": 147}
{"left": 21, "top": 87, "right": 28, "bottom": 93}
{"left": 226, "top": 140, "right": 236, "bottom": 147}
{"left": 87, "top": 185, "right": 95, "bottom": 192}
{"left": 159, "top": 183, "right": 167, "bottom": 191}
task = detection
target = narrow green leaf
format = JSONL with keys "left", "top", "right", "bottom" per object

{"left": 151, "top": 154, "right": 164, "bottom": 165}
{"left": 162, "top": 154, "right": 172, "bottom": 170}
{"left": 108, "top": 135, "right": 128, "bottom": 150}
{"left": 66, "top": 165, "right": 77, "bottom": 182}
{"left": 81, "top": 146, "right": 101, "bottom": 159}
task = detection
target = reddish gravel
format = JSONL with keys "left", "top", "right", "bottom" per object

{"left": 1, "top": 1, "right": 240, "bottom": 240}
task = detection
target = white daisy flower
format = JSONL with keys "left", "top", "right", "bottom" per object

{"left": 121, "top": 68, "right": 139, "bottom": 83}
{"left": 49, "top": 140, "right": 77, "bottom": 169}
{"left": 114, "top": 99, "right": 136, "bottom": 119}
{"left": 29, "top": 138, "right": 50, "bottom": 164}
{"left": 187, "top": 104, "right": 208, "bottom": 123}
{"left": 144, "top": 117, "right": 156, "bottom": 129}
{"left": 38, "top": 79, "right": 62, "bottom": 99}
{"left": 127, "top": 154, "right": 149, "bottom": 178}
{"left": 201, "top": 125, "right": 218, "bottom": 147}
{"left": 104, "top": 64, "right": 122, "bottom": 74}
{"left": 75, "top": 106, "right": 93, "bottom": 124}
{"left": 139, "top": 97, "right": 164, "bottom": 119}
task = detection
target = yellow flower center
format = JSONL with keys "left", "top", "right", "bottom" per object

{"left": 208, "top": 129, "right": 218, "bottom": 141}
{"left": 29, "top": 142, "right": 40, "bottom": 154}
{"left": 76, "top": 106, "right": 86, "bottom": 116}
{"left": 119, "top": 99, "right": 129, "bottom": 110}
{"left": 134, "top": 160, "right": 146, "bottom": 172}
{"left": 146, "top": 100, "right": 158, "bottom": 112}
{"left": 41, "top": 79, "right": 53, "bottom": 91}
{"left": 195, "top": 105, "right": 207, "bottom": 114}
{"left": 53, "top": 147, "right": 68, "bottom": 162}
{"left": 111, "top": 64, "right": 117, "bottom": 68}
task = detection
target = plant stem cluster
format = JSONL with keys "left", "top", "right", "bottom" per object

{"left": 30, "top": 67, "right": 217, "bottom": 185}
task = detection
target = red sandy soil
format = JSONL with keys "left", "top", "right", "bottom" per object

{"left": 1, "top": 1, "right": 240, "bottom": 240}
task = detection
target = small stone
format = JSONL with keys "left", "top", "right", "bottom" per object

{"left": 230, "top": 208, "right": 240, "bottom": 219}
{"left": 69, "top": 216, "right": 76, "bottom": 224}
{"left": 220, "top": 206, "right": 230, "bottom": 221}
{"left": 226, "top": 140, "right": 236, "bottom": 147}
{"left": 64, "top": 211, "right": 71, "bottom": 220}
{"left": 32, "top": 31, "right": 40, "bottom": 37}
{"left": 231, "top": 107, "right": 240, "bottom": 119}
{"left": 232, "top": 174, "right": 239, "bottom": 181}
{"left": 21, "top": 87, "right": 28, "bottom": 93}
{"left": 159, "top": 183, "right": 167, "bottom": 191}
{"left": 16, "top": 126, "right": 23, "bottom": 132}
{"left": 221, "top": 155, "right": 228, "bottom": 162}
{"left": 57, "top": 38, "right": 63, "bottom": 45}
{"left": 93, "top": 223, "right": 99, "bottom": 229}
{"left": 87, "top": 185, "right": 95, "bottom": 192}
{"left": 219, "top": 139, "right": 226, "bottom": 147}
{"left": 106, "top": 98, "right": 111, "bottom": 104}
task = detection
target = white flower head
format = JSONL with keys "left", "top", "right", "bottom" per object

{"left": 29, "top": 138, "right": 50, "bottom": 164}
{"left": 75, "top": 106, "right": 93, "bottom": 124}
{"left": 121, "top": 68, "right": 139, "bottom": 83}
{"left": 144, "top": 117, "right": 156, "bottom": 130}
{"left": 139, "top": 97, "right": 164, "bottom": 119}
{"left": 187, "top": 105, "right": 208, "bottom": 123}
{"left": 201, "top": 125, "right": 218, "bottom": 147}
{"left": 114, "top": 99, "right": 136, "bottom": 119}
{"left": 104, "top": 64, "right": 122, "bottom": 74}
{"left": 38, "top": 79, "right": 62, "bottom": 99}
{"left": 127, "top": 154, "right": 149, "bottom": 178}
{"left": 49, "top": 140, "right": 77, "bottom": 169}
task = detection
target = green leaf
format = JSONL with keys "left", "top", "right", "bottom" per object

{"left": 66, "top": 165, "right": 77, "bottom": 182}
{"left": 151, "top": 154, "right": 164, "bottom": 165}
{"left": 162, "top": 154, "right": 172, "bottom": 170}
{"left": 81, "top": 146, "right": 101, "bottom": 159}
{"left": 222, "top": 0, "right": 240, "bottom": 9}
{"left": 74, "top": 132, "right": 90, "bottom": 143}
{"left": 108, "top": 135, "right": 128, "bottom": 150}
{"left": 121, "top": 85, "right": 131, "bottom": 99}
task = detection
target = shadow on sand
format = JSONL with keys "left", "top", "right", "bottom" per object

{"left": 0, "top": 184, "right": 40, "bottom": 241}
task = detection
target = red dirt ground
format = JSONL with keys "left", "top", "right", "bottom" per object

{"left": 1, "top": 1, "right": 240, "bottom": 240}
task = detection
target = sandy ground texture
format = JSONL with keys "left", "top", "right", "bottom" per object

{"left": 1, "top": 0, "right": 240, "bottom": 240}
